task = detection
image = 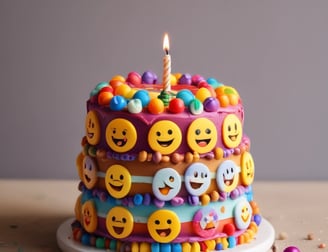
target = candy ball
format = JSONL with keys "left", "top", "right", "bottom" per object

{"left": 142, "top": 71, "right": 157, "bottom": 84}
{"left": 95, "top": 82, "right": 109, "bottom": 91}
{"left": 203, "top": 97, "right": 219, "bottom": 112}
{"left": 110, "top": 79, "right": 125, "bottom": 89}
{"left": 176, "top": 89, "right": 195, "bottom": 106}
{"left": 114, "top": 84, "right": 131, "bottom": 97}
{"left": 127, "top": 99, "right": 143, "bottom": 113}
{"left": 133, "top": 90, "right": 150, "bottom": 107}
{"left": 195, "top": 87, "right": 212, "bottom": 102}
{"left": 192, "top": 74, "right": 205, "bottom": 86}
{"left": 99, "top": 86, "right": 113, "bottom": 93}
{"left": 148, "top": 98, "right": 165, "bottom": 114}
{"left": 189, "top": 99, "right": 203, "bottom": 115}
{"left": 109, "top": 95, "right": 127, "bottom": 111}
{"left": 111, "top": 75, "right": 125, "bottom": 82}
{"left": 169, "top": 98, "right": 185, "bottom": 113}
{"left": 178, "top": 73, "right": 192, "bottom": 85}
{"left": 98, "top": 91, "right": 113, "bottom": 106}
{"left": 283, "top": 246, "right": 301, "bottom": 252}
{"left": 253, "top": 214, "right": 262, "bottom": 226}
{"left": 126, "top": 71, "right": 142, "bottom": 85}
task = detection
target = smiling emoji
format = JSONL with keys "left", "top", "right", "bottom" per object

{"left": 85, "top": 110, "right": 101, "bottom": 145}
{"left": 106, "top": 118, "right": 137, "bottom": 153}
{"left": 105, "top": 164, "right": 131, "bottom": 198}
{"left": 81, "top": 200, "right": 97, "bottom": 233}
{"left": 147, "top": 209, "right": 181, "bottom": 243}
{"left": 148, "top": 120, "right": 182, "bottom": 155}
{"left": 184, "top": 163, "right": 211, "bottom": 196}
{"left": 234, "top": 199, "right": 252, "bottom": 230}
{"left": 216, "top": 160, "right": 240, "bottom": 193}
{"left": 240, "top": 151, "right": 255, "bottom": 186}
{"left": 187, "top": 118, "right": 218, "bottom": 154}
{"left": 152, "top": 168, "right": 181, "bottom": 201}
{"left": 82, "top": 155, "right": 98, "bottom": 189}
{"left": 222, "top": 114, "right": 243, "bottom": 148}
{"left": 106, "top": 206, "right": 134, "bottom": 239}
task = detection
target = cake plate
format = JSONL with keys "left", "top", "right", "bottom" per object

{"left": 57, "top": 218, "right": 275, "bottom": 252}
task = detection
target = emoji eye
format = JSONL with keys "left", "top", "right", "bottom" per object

{"left": 122, "top": 130, "right": 127, "bottom": 136}
{"left": 120, "top": 174, "right": 124, "bottom": 180}
{"left": 235, "top": 123, "right": 237, "bottom": 130}
{"left": 110, "top": 174, "right": 113, "bottom": 179}
{"left": 156, "top": 131, "right": 161, "bottom": 136}
{"left": 231, "top": 167, "right": 234, "bottom": 173}
{"left": 195, "top": 129, "right": 201, "bottom": 135}
{"left": 112, "top": 216, "right": 116, "bottom": 221}
{"left": 91, "top": 122, "right": 95, "bottom": 128}
{"left": 88, "top": 165, "right": 92, "bottom": 171}
{"left": 194, "top": 171, "right": 198, "bottom": 177}
{"left": 168, "top": 129, "right": 173, "bottom": 135}
{"left": 155, "top": 220, "right": 160, "bottom": 225}
{"left": 122, "top": 218, "right": 126, "bottom": 223}
{"left": 228, "top": 125, "right": 231, "bottom": 131}
{"left": 167, "top": 219, "right": 172, "bottom": 224}
{"left": 169, "top": 176, "right": 174, "bottom": 182}
{"left": 205, "top": 128, "right": 211, "bottom": 134}
{"left": 226, "top": 169, "right": 229, "bottom": 174}
{"left": 113, "top": 129, "right": 116, "bottom": 134}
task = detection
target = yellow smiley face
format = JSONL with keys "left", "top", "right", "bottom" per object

{"left": 187, "top": 118, "right": 217, "bottom": 154}
{"left": 147, "top": 209, "right": 181, "bottom": 243}
{"left": 82, "top": 156, "right": 98, "bottom": 189}
{"left": 85, "top": 110, "right": 101, "bottom": 145}
{"left": 106, "top": 206, "right": 134, "bottom": 239}
{"left": 148, "top": 120, "right": 182, "bottom": 155}
{"left": 81, "top": 200, "right": 98, "bottom": 233}
{"left": 240, "top": 151, "right": 255, "bottom": 186}
{"left": 105, "top": 164, "right": 131, "bottom": 198}
{"left": 106, "top": 118, "right": 137, "bottom": 153}
{"left": 222, "top": 114, "right": 242, "bottom": 148}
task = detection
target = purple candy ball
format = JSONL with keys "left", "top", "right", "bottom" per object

{"left": 178, "top": 73, "right": 192, "bottom": 85}
{"left": 142, "top": 71, "right": 156, "bottom": 84}
{"left": 283, "top": 246, "right": 301, "bottom": 252}
{"left": 203, "top": 97, "right": 219, "bottom": 112}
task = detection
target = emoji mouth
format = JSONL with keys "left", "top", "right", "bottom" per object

{"left": 109, "top": 183, "right": 123, "bottom": 191}
{"left": 156, "top": 228, "right": 171, "bottom": 237}
{"left": 223, "top": 175, "right": 234, "bottom": 186}
{"left": 84, "top": 217, "right": 90, "bottom": 225}
{"left": 157, "top": 139, "right": 174, "bottom": 147}
{"left": 228, "top": 134, "right": 238, "bottom": 141}
{"left": 84, "top": 174, "right": 91, "bottom": 183}
{"left": 196, "top": 138, "right": 211, "bottom": 147}
{"left": 112, "top": 137, "right": 127, "bottom": 147}
{"left": 87, "top": 132, "right": 94, "bottom": 139}
{"left": 205, "top": 221, "right": 216, "bottom": 230}
{"left": 242, "top": 214, "right": 249, "bottom": 222}
{"left": 159, "top": 184, "right": 172, "bottom": 195}
{"left": 190, "top": 181, "right": 203, "bottom": 189}
{"left": 113, "top": 226, "right": 124, "bottom": 235}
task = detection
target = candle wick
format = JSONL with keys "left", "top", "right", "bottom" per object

{"left": 165, "top": 49, "right": 169, "bottom": 55}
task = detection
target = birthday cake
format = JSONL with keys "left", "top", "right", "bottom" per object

{"left": 72, "top": 70, "right": 261, "bottom": 251}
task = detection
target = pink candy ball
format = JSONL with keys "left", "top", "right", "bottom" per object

{"left": 126, "top": 72, "right": 142, "bottom": 85}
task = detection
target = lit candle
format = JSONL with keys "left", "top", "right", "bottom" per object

{"left": 162, "top": 33, "right": 171, "bottom": 92}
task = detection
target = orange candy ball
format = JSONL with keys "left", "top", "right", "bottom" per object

{"left": 98, "top": 92, "right": 113, "bottom": 105}
{"left": 148, "top": 98, "right": 165, "bottom": 114}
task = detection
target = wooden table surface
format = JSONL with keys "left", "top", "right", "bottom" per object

{"left": 0, "top": 180, "right": 327, "bottom": 252}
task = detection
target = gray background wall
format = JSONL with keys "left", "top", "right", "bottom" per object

{"left": 1, "top": 0, "right": 327, "bottom": 180}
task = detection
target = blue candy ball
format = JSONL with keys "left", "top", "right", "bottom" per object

{"left": 176, "top": 89, "right": 195, "bottom": 106}
{"left": 109, "top": 95, "right": 127, "bottom": 111}
{"left": 133, "top": 90, "right": 150, "bottom": 107}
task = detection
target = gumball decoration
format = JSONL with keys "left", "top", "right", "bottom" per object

{"left": 109, "top": 95, "right": 127, "bottom": 111}
{"left": 170, "top": 74, "right": 177, "bottom": 86}
{"left": 148, "top": 98, "right": 165, "bottom": 114}
{"left": 176, "top": 89, "right": 195, "bottom": 106}
{"left": 192, "top": 74, "right": 205, "bottom": 86}
{"left": 169, "top": 98, "right": 185, "bottom": 113}
{"left": 98, "top": 91, "right": 113, "bottom": 106}
{"left": 133, "top": 90, "right": 150, "bottom": 107}
{"left": 189, "top": 99, "right": 203, "bottom": 115}
{"left": 142, "top": 71, "right": 157, "bottom": 84}
{"left": 99, "top": 86, "right": 113, "bottom": 93}
{"left": 195, "top": 87, "right": 212, "bottom": 102}
{"left": 127, "top": 99, "right": 143, "bottom": 114}
{"left": 283, "top": 246, "right": 301, "bottom": 252}
{"left": 126, "top": 71, "right": 142, "bottom": 85}
{"left": 203, "top": 97, "right": 219, "bottom": 112}
{"left": 178, "top": 73, "right": 192, "bottom": 85}
{"left": 110, "top": 79, "right": 124, "bottom": 89}
{"left": 114, "top": 84, "right": 131, "bottom": 97}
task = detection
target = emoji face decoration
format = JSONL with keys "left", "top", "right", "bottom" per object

{"left": 106, "top": 206, "right": 134, "bottom": 239}
{"left": 106, "top": 118, "right": 137, "bottom": 153}
{"left": 187, "top": 118, "right": 218, "bottom": 154}
{"left": 147, "top": 209, "right": 181, "bottom": 243}
{"left": 148, "top": 120, "right": 182, "bottom": 155}
{"left": 85, "top": 110, "right": 101, "bottom": 145}
{"left": 234, "top": 199, "right": 252, "bottom": 230}
{"left": 81, "top": 200, "right": 98, "bottom": 233}
{"left": 216, "top": 160, "right": 240, "bottom": 193}
{"left": 240, "top": 151, "right": 255, "bottom": 186}
{"left": 222, "top": 114, "right": 243, "bottom": 148}
{"left": 192, "top": 207, "right": 219, "bottom": 237}
{"left": 152, "top": 168, "right": 181, "bottom": 201}
{"left": 184, "top": 163, "right": 211, "bottom": 196}
{"left": 82, "top": 156, "right": 98, "bottom": 189}
{"left": 105, "top": 164, "right": 131, "bottom": 198}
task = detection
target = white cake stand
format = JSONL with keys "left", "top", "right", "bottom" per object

{"left": 57, "top": 218, "right": 275, "bottom": 252}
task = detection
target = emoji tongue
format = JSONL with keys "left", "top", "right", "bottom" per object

{"left": 198, "top": 141, "right": 207, "bottom": 147}
{"left": 160, "top": 231, "right": 167, "bottom": 237}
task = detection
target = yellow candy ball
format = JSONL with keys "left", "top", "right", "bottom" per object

{"left": 114, "top": 84, "right": 131, "bottom": 97}
{"left": 195, "top": 87, "right": 211, "bottom": 102}
{"left": 170, "top": 74, "right": 178, "bottom": 86}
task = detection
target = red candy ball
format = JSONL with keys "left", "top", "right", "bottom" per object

{"left": 126, "top": 72, "right": 142, "bottom": 86}
{"left": 168, "top": 98, "right": 185, "bottom": 113}
{"left": 223, "top": 223, "right": 235, "bottom": 236}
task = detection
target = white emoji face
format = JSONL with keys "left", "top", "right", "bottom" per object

{"left": 184, "top": 163, "right": 211, "bottom": 196}
{"left": 234, "top": 199, "right": 252, "bottom": 230}
{"left": 152, "top": 168, "right": 181, "bottom": 201}
{"left": 216, "top": 160, "right": 240, "bottom": 193}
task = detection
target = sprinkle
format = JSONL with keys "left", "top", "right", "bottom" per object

{"left": 306, "top": 232, "right": 314, "bottom": 240}
{"left": 318, "top": 243, "right": 326, "bottom": 249}
{"left": 278, "top": 231, "right": 288, "bottom": 240}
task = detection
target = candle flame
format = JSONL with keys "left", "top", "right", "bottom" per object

{"left": 163, "top": 33, "right": 170, "bottom": 54}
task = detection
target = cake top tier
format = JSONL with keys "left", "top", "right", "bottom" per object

{"left": 85, "top": 71, "right": 247, "bottom": 158}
